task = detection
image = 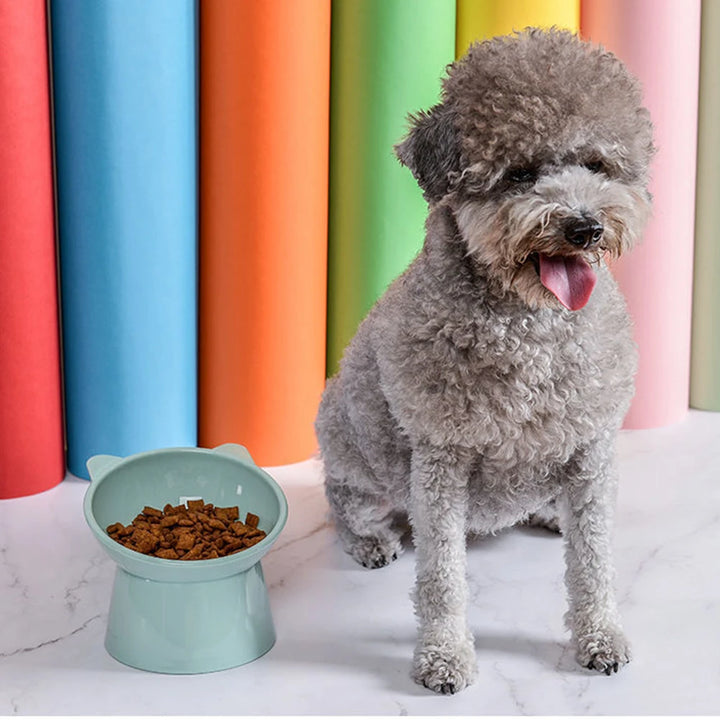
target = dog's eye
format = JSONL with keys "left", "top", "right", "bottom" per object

{"left": 506, "top": 167, "right": 538, "bottom": 184}
{"left": 584, "top": 160, "right": 605, "bottom": 174}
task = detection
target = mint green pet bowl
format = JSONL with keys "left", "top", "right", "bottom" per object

{"left": 84, "top": 444, "right": 288, "bottom": 674}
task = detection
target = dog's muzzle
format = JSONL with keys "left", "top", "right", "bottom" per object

{"left": 564, "top": 216, "right": 604, "bottom": 249}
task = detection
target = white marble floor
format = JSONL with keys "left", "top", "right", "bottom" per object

{"left": 1, "top": 410, "right": 720, "bottom": 715}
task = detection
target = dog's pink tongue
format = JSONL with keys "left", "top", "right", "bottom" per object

{"left": 538, "top": 254, "right": 597, "bottom": 311}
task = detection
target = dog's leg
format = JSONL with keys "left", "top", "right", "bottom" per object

{"left": 410, "top": 442, "right": 477, "bottom": 695}
{"left": 318, "top": 366, "right": 409, "bottom": 569}
{"left": 559, "top": 437, "right": 630, "bottom": 675}
{"left": 325, "top": 479, "right": 406, "bottom": 569}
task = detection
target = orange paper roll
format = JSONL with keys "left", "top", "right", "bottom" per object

{"left": 199, "top": 0, "right": 330, "bottom": 465}
{"left": 0, "top": 0, "right": 64, "bottom": 497}
{"left": 582, "top": 0, "right": 700, "bottom": 428}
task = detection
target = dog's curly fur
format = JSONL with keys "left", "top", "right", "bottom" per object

{"left": 315, "top": 29, "right": 654, "bottom": 694}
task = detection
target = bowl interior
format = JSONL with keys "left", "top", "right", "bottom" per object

{"left": 88, "top": 449, "right": 283, "bottom": 539}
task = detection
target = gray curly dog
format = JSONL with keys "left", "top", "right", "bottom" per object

{"left": 315, "top": 28, "right": 654, "bottom": 694}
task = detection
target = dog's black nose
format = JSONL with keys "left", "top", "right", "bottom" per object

{"left": 564, "top": 217, "right": 604, "bottom": 248}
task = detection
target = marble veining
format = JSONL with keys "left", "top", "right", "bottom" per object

{"left": 1, "top": 411, "right": 720, "bottom": 714}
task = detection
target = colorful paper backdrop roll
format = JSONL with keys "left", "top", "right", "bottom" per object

{"left": 198, "top": 0, "right": 330, "bottom": 466}
{"left": 0, "top": 0, "right": 64, "bottom": 498}
{"left": 456, "top": 0, "right": 579, "bottom": 56}
{"left": 327, "top": 0, "right": 456, "bottom": 375}
{"left": 582, "top": 0, "right": 700, "bottom": 429}
{"left": 51, "top": 0, "right": 197, "bottom": 479}
{"left": 690, "top": 0, "right": 720, "bottom": 411}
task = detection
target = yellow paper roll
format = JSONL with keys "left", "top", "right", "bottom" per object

{"left": 457, "top": 0, "right": 580, "bottom": 56}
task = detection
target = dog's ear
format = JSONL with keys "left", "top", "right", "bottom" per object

{"left": 394, "top": 103, "right": 461, "bottom": 202}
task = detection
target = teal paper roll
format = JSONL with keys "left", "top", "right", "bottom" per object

{"left": 327, "top": 0, "right": 456, "bottom": 375}
{"left": 51, "top": 0, "right": 197, "bottom": 478}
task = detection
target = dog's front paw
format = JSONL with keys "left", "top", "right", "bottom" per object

{"left": 575, "top": 626, "right": 631, "bottom": 675}
{"left": 412, "top": 633, "right": 477, "bottom": 694}
{"left": 348, "top": 535, "right": 402, "bottom": 569}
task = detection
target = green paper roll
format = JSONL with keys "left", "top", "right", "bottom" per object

{"left": 690, "top": 0, "right": 720, "bottom": 410}
{"left": 327, "top": 0, "right": 456, "bottom": 375}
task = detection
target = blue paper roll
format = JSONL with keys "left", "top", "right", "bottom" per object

{"left": 51, "top": 0, "right": 198, "bottom": 478}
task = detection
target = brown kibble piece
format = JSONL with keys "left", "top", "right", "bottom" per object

{"left": 186, "top": 499, "right": 204, "bottom": 511}
{"left": 183, "top": 544, "right": 204, "bottom": 560}
{"left": 243, "top": 535, "right": 265, "bottom": 548}
{"left": 156, "top": 548, "right": 179, "bottom": 560}
{"left": 106, "top": 522, "right": 125, "bottom": 536}
{"left": 229, "top": 522, "right": 249, "bottom": 537}
{"left": 175, "top": 533, "right": 195, "bottom": 551}
{"left": 245, "top": 512, "right": 259, "bottom": 528}
{"left": 130, "top": 529, "right": 159, "bottom": 553}
{"left": 160, "top": 515, "right": 180, "bottom": 528}
{"left": 143, "top": 506, "right": 163, "bottom": 518}
{"left": 215, "top": 506, "right": 239, "bottom": 523}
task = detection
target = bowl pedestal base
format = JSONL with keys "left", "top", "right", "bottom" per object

{"left": 105, "top": 562, "right": 275, "bottom": 674}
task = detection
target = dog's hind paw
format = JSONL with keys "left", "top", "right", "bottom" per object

{"left": 348, "top": 535, "right": 402, "bottom": 569}
{"left": 575, "top": 626, "right": 631, "bottom": 675}
{"left": 412, "top": 635, "right": 477, "bottom": 694}
{"left": 526, "top": 511, "right": 561, "bottom": 533}
{"left": 526, "top": 499, "right": 561, "bottom": 534}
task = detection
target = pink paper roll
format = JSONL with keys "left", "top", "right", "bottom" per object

{"left": 581, "top": 0, "right": 700, "bottom": 429}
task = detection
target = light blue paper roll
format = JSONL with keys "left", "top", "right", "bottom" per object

{"left": 51, "top": 0, "right": 198, "bottom": 479}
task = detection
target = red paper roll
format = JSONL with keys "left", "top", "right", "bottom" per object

{"left": 0, "top": 0, "right": 64, "bottom": 497}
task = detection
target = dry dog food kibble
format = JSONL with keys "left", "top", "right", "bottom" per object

{"left": 106, "top": 499, "right": 267, "bottom": 560}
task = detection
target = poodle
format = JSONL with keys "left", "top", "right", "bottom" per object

{"left": 315, "top": 28, "right": 654, "bottom": 694}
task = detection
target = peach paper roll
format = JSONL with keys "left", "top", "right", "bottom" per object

{"left": 456, "top": 0, "right": 579, "bottom": 56}
{"left": 690, "top": 0, "right": 720, "bottom": 411}
{"left": 582, "top": 0, "right": 700, "bottom": 429}
{"left": 0, "top": 0, "right": 64, "bottom": 498}
{"left": 199, "top": 0, "right": 330, "bottom": 466}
